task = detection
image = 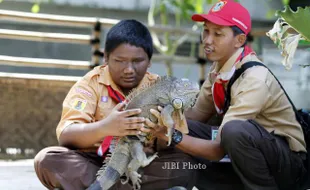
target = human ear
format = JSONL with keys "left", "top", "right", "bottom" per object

{"left": 235, "top": 34, "right": 247, "bottom": 48}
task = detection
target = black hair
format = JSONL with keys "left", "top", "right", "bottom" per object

{"left": 231, "top": 26, "right": 248, "bottom": 47}
{"left": 105, "top": 19, "right": 153, "bottom": 60}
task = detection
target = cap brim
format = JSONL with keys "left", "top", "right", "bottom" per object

{"left": 192, "top": 14, "right": 234, "bottom": 27}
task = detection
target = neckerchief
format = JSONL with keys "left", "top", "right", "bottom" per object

{"left": 212, "top": 46, "right": 255, "bottom": 114}
{"left": 97, "top": 86, "right": 125, "bottom": 157}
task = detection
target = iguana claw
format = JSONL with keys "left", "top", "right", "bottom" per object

{"left": 166, "top": 125, "right": 174, "bottom": 146}
{"left": 129, "top": 171, "right": 142, "bottom": 190}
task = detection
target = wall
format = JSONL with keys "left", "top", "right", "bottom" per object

{"left": 0, "top": 74, "right": 77, "bottom": 158}
{"left": 262, "top": 48, "right": 310, "bottom": 109}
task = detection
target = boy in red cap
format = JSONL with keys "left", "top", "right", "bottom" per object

{"left": 145, "top": 1, "right": 308, "bottom": 189}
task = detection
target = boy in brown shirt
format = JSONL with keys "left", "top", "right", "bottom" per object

{"left": 145, "top": 1, "right": 308, "bottom": 190}
{"left": 34, "top": 19, "right": 197, "bottom": 190}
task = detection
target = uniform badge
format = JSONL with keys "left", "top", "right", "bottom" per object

{"left": 212, "top": 1, "right": 227, "bottom": 12}
{"left": 101, "top": 96, "right": 108, "bottom": 103}
{"left": 72, "top": 98, "right": 87, "bottom": 111}
{"left": 75, "top": 87, "right": 92, "bottom": 97}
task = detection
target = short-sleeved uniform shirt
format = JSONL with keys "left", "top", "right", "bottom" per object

{"left": 56, "top": 65, "right": 159, "bottom": 148}
{"left": 187, "top": 47, "right": 306, "bottom": 152}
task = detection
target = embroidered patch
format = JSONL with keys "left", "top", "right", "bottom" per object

{"left": 72, "top": 98, "right": 87, "bottom": 111}
{"left": 212, "top": 1, "right": 227, "bottom": 12}
{"left": 75, "top": 87, "right": 92, "bottom": 97}
{"left": 101, "top": 96, "right": 108, "bottom": 103}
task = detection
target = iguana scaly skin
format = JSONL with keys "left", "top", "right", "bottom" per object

{"left": 86, "top": 76, "right": 200, "bottom": 190}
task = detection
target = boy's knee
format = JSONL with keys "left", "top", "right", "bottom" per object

{"left": 34, "top": 147, "right": 51, "bottom": 170}
{"left": 34, "top": 146, "right": 67, "bottom": 172}
{"left": 221, "top": 120, "right": 250, "bottom": 148}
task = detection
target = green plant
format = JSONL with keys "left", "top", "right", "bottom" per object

{"left": 266, "top": 5, "right": 310, "bottom": 69}
{"left": 148, "top": 0, "right": 207, "bottom": 76}
{"left": 148, "top": 0, "right": 243, "bottom": 76}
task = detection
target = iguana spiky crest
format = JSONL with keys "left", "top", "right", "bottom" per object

{"left": 125, "top": 76, "right": 162, "bottom": 103}
{"left": 86, "top": 76, "right": 200, "bottom": 190}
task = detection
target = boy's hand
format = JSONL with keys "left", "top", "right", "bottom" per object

{"left": 103, "top": 102, "right": 145, "bottom": 136}
{"left": 143, "top": 106, "right": 168, "bottom": 142}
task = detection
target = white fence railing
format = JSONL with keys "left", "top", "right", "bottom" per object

{"left": 0, "top": 9, "right": 270, "bottom": 81}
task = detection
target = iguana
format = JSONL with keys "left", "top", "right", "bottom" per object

{"left": 86, "top": 76, "right": 200, "bottom": 190}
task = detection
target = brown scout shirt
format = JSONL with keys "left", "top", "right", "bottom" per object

{"left": 56, "top": 65, "right": 159, "bottom": 147}
{"left": 187, "top": 47, "right": 306, "bottom": 152}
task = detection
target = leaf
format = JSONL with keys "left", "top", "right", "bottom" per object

{"left": 194, "top": 0, "right": 203, "bottom": 13}
{"left": 299, "top": 39, "right": 310, "bottom": 46}
{"left": 171, "top": 0, "right": 180, "bottom": 7}
{"left": 184, "top": 0, "right": 196, "bottom": 11}
{"left": 282, "top": 0, "right": 290, "bottom": 5}
{"left": 196, "top": 5, "right": 203, "bottom": 13}
{"left": 276, "top": 5, "right": 310, "bottom": 41}
{"left": 171, "top": 0, "right": 194, "bottom": 20}
{"left": 266, "top": 18, "right": 302, "bottom": 70}
{"left": 31, "top": 3, "right": 40, "bottom": 13}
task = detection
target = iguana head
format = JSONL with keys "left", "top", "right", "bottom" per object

{"left": 169, "top": 77, "right": 200, "bottom": 111}
{"left": 125, "top": 76, "right": 200, "bottom": 138}
{"left": 165, "top": 77, "right": 200, "bottom": 134}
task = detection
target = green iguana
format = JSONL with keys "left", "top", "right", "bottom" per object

{"left": 86, "top": 76, "right": 200, "bottom": 190}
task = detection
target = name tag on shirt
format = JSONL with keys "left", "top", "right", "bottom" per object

{"left": 211, "top": 127, "right": 231, "bottom": 163}
{"left": 211, "top": 128, "right": 218, "bottom": 141}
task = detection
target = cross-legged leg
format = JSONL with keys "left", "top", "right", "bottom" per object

{"left": 221, "top": 119, "right": 307, "bottom": 190}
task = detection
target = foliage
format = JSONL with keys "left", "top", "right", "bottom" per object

{"left": 267, "top": 5, "right": 310, "bottom": 69}
{"left": 276, "top": 5, "right": 310, "bottom": 42}
{"left": 148, "top": 0, "right": 242, "bottom": 76}
{"left": 148, "top": 0, "right": 215, "bottom": 76}
{"left": 282, "top": 0, "right": 290, "bottom": 5}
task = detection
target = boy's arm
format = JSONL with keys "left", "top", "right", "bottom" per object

{"left": 57, "top": 77, "right": 143, "bottom": 149}
{"left": 145, "top": 109, "right": 225, "bottom": 161}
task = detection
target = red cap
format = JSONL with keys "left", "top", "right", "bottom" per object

{"left": 192, "top": 0, "right": 251, "bottom": 35}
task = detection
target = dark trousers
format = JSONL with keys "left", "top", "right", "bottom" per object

{"left": 187, "top": 119, "right": 308, "bottom": 190}
{"left": 34, "top": 146, "right": 197, "bottom": 190}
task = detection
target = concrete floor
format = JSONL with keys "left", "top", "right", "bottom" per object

{"left": 0, "top": 159, "right": 199, "bottom": 190}
{"left": 0, "top": 159, "right": 46, "bottom": 190}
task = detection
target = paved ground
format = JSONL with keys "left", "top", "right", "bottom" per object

{"left": 0, "top": 159, "right": 45, "bottom": 190}
{"left": 0, "top": 159, "right": 199, "bottom": 190}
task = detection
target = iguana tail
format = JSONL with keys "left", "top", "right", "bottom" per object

{"left": 86, "top": 138, "right": 131, "bottom": 190}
